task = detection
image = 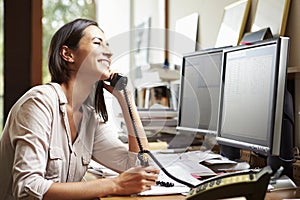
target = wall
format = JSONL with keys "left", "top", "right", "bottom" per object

{"left": 96, "top": 0, "right": 132, "bottom": 132}
{"left": 96, "top": 0, "right": 247, "bottom": 69}
{"left": 96, "top": 0, "right": 131, "bottom": 75}
{"left": 285, "top": 0, "right": 300, "bottom": 68}
{"left": 168, "top": 0, "right": 237, "bottom": 49}
{"left": 132, "top": 0, "right": 240, "bottom": 69}
{"left": 96, "top": 0, "right": 165, "bottom": 74}
{"left": 133, "top": 0, "right": 166, "bottom": 65}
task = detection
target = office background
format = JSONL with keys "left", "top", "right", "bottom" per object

{"left": 2, "top": 0, "right": 300, "bottom": 148}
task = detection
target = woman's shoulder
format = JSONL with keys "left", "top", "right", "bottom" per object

{"left": 18, "top": 83, "right": 65, "bottom": 106}
{"left": 27, "top": 84, "right": 58, "bottom": 98}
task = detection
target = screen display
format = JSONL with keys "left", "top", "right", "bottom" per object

{"left": 218, "top": 41, "right": 280, "bottom": 153}
{"left": 177, "top": 48, "right": 225, "bottom": 134}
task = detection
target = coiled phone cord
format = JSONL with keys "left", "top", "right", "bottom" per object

{"left": 122, "top": 88, "right": 195, "bottom": 188}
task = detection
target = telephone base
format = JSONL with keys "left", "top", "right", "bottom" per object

{"left": 186, "top": 166, "right": 272, "bottom": 200}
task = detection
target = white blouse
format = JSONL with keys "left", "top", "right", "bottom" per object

{"left": 0, "top": 83, "right": 137, "bottom": 200}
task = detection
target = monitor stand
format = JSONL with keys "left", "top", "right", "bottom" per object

{"left": 220, "top": 144, "right": 241, "bottom": 161}
{"left": 268, "top": 89, "right": 294, "bottom": 179}
{"left": 269, "top": 174, "right": 297, "bottom": 191}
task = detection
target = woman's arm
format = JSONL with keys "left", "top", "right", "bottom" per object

{"left": 44, "top": 166, "right": 159, "bottom": 199}
{"left": 118, "top": 88, "right": 149, "bottom": 153}
{"left": 104, "top": 84, "right": 149, "bottom": 153}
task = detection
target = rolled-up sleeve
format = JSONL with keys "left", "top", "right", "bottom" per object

{"left": 13, "top": 136, "right": 53, "bottom": 200}
{"left": 11, "top": 94, "right": 54, "bottom": 199}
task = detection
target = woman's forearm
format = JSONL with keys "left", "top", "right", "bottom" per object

{"left": 44, "top": 178, "right": 117, "bottom": 200}
{"left": 43, "top": 166, "right": 159, "bottom": 199}
{"left": 117, "top": 89, "right": 149, "bottom": 153}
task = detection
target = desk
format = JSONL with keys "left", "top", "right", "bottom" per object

{"left": 102, "top": 188, "right": 300, "bottom": 200}
{"left": 85, "top": 148, "right": 298, "bottom": 200}
{"left": 103, "top": 195, "right": 184, "bottom": 200}
{"left": 265, "top": 188, "right": 300, "bottom": 200}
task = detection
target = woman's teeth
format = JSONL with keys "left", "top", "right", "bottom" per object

{"left": 100, "top": 60, "right": 110, "bottom": 67}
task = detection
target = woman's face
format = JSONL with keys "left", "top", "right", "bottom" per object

{"left": 73, "top": 25, "right": 113, "bottom": 81}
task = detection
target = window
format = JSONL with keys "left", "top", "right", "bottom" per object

{"left": 42, "top": 0, "right": 96, "bottom": 82}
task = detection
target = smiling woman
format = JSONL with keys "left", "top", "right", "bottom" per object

{"left": 0, "top": 18, "right": 159, "bottom": 200}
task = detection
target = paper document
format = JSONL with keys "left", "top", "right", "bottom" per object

{"left": 152, "top": 150, "right": 220, "bottom": 177}
{"left": 139, "top": 166, "right": 193, "bottom": 196}
{"left": 88, "top": 160, "right": 119, "bottom": 177}
{"left": 139, "top": 185, "right": 190, "bottom": 196}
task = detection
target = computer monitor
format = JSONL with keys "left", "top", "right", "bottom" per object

{"left": 177, "top": 46, "right": 230, "bottom": 136}
{"left": 217, "top": 37, "right": 293, "bottom": 176}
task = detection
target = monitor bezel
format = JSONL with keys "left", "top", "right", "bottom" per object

{"left": 216, "top": 37, "right": 289, "bottom": 157}
{"left": 176, "top": 46, "right": 230, "bottom": 135}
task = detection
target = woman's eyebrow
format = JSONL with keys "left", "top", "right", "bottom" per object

{"left": 92, "top": 37, "right": 109, "bottom": 46}
{"left": 93, "top": 37, "right": 103, "bottom": 42}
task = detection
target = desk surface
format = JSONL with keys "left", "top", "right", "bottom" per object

{"left": 103, "top": 195, "right": 184, "bottom": 200}
{"left": 102, "top": 188, "right": 300, "bottom": 200}
{"left": 86, "top": 148, "right": 298, "bottom": 200}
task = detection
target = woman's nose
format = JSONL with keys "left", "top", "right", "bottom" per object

{"left": 103, "top": 51, "right": 113, "bottom": 58}
{"left": 103, "top": 47, "right": 113, "bottom": 58}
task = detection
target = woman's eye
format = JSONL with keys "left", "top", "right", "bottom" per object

{"left": 94, "top": 42, "right": 101, "bottom": 45}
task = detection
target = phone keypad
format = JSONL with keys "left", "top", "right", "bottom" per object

{"left": 188, "top": 173, "right": 256, "bottom": 197}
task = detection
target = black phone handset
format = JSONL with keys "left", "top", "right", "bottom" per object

{"left": 109, "top": 73, "right": 128, "bottom": 91}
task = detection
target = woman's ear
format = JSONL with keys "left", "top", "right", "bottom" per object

{"left": 60, "top": 45, "right": 75, "bottom": 63}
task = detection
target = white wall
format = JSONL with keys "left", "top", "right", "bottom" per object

{"left": 96, "top": 0, "right": 131, "bottom": 75}
{"left": 131, "top": 0, "right": 240, "bottom": 69}
{"left": 285, "top": 0, "right": 300, "bottom": 147}
{"left": 96, "top": 0, "right": 241, "bottom": 70}
{"left": 96, "top": 0, "right": 300, "bottom": 70}
{"left": 168, "top": 0, "right": 237, "bottom": 50}
{"left": 133, "top": 0, "right": 166, "bottom": 65}
{"left": 96, "top": 0, "right": 132, "bottom": 131}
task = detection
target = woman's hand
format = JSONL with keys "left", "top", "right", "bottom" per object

{"left": 43, "top": 166, "right": 159, "bottom": 199}
{"left": 102, "top": 81, "right": 124, "bottom": 99}
{"left": 112, "top": 166, "right": 160, "bottom": 195}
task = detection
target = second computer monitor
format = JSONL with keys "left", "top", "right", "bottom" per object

{"left": 177, "top": 47, "right": 230, "bottom": 135}
{"left": 217, "top": 37, "right": 291, "bottom": 157}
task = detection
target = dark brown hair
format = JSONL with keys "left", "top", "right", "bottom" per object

{"left": 48, "top": 18, "right": 108, "bottom": 122}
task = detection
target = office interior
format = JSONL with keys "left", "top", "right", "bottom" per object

{"left": 3, "top": 0, "right": 300, "bottom": 199}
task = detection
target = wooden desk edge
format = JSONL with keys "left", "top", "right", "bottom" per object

{"left": 102, "top": 188, "right": 300, "bottom": 200}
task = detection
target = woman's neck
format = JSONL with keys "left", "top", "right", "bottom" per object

{"left": 61, "top": 80, "right": 94, "bottom": 112}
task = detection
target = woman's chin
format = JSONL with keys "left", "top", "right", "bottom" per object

{"left": 99, "top": 74, "right": 111, "bottom": 81}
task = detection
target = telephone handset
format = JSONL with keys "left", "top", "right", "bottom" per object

{"left": 186, "top": 166, "right": 272, "bottom": 200}
{"left": 107, "top": 73, "right": 128, "bottom": 91}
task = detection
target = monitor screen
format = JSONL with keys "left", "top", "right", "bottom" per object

{"left": 217, "top": 37, "right": 290, "bottom": 157}
{"left": 177, "top": 47, "right": 230, "bottom": 135}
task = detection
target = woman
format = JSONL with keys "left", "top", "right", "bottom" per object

{"left": 0, "top": 18, "right": 159, "bottom": 199}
